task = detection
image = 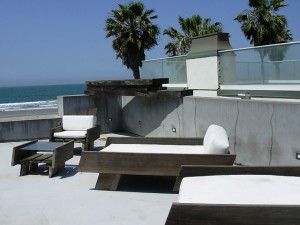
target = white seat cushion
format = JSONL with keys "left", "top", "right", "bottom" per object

{"left": 203, "top": 125, "right": 229, "bottom": 154}
{"left": 53, "top": 130, "right": 87, "bottom": 139}
{"left": 102, "top": 144, "right": 204, "bottom": 154}
{"left": 178, "top": 175, "right": 300, "bottom": 205}
{"left": 62, "top": 115, "right": 96, "bottom": 131}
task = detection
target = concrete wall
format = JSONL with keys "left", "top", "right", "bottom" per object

{"left": 58, "top": 95, "right": 95, "bottom": 116}
{"left": 59, "top": 94, "right": 122, "bottom": 133}
{"left": 121, "top": 96, "right": 300, "bottom": 166}
{"left": 0, "top": 117, "right": 61, "bottom": 142}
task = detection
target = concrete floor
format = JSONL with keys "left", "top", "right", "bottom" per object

{"left": 0, "top": 133, "right": 177, "bottom": 225}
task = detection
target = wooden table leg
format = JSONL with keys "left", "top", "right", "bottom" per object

{"left": 95, "top": 173, "right": 121, "bottom": 191}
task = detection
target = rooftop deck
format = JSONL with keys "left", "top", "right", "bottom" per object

{"left": 0, "top": 133, "right": 176, "bottom": 225}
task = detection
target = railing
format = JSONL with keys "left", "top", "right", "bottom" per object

{"left": 219, "top": 42, "right": 300, "bottom": 87}
{"left": 141, "top": 55, "right": 187, "bottom": 86}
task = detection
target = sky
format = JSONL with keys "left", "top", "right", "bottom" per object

{"left": 0, "top": 0, "right": 300, "bottom": 87}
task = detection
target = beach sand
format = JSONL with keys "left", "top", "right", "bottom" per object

{"left": 0, "top": 108, "right": 59, "bottom": 121}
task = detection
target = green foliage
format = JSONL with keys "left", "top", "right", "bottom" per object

{"left": 163, "top": 15, "right": 223, "bottom": 56}
{"left": 105, "top": 2, "right": 160, "bottom": 79}
{"left": 235, "top": 0, "right": 292, "bottom": 46}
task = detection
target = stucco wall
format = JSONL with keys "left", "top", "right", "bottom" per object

{"left": 121, "top": 96, "right": 300, "bottom": 166}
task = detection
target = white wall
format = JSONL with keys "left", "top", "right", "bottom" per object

{"left": 186, "top": 56, "right": 219, "bottom": 90}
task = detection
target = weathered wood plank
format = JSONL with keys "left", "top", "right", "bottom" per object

{"left": 165, "top": 203, "right": 300, "bottom": 225}
{"left": 85, "top": 89, "right": 193, "bottom": 97}
{"left": 29, "top": 154, "right": 52, "bottom": 163}
{"left": 105, "top": 137, "right": 204, "bottom": 147}
{"left": 86, "top": 78, "right": 169, "bottom": 87}
{"left": 78, "top": 152, "right": 236, "bottom": 176}
{"left": 95, "top": 173, "right": 121, "bottom": 191}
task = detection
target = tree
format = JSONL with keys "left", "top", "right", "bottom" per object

{"left": 235, "top": 0, "right": 292, "bottom": 82}
{"left": 163, "top": 15, "right": 223, "bottom": 56}
{"left": 105, "top": 2, "right": 160, "bottom": 79}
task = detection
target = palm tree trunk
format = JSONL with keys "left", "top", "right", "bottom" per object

{"left": 132, "top": 66, "right": 140, "bottom": 79}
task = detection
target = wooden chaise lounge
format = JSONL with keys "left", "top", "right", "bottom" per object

{"left": 165, "top": 165, "right": 300, "bottom": 225}
{"left": 78, "top": 125, "right": 236, "bottom": 191}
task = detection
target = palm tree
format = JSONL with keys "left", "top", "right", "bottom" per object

{"left": 163, "top": 15, "right": 223, "bottom": 56}
{"left": 105, "top": 2, "right": 160, "bottom": 79}
{"left": 235, "top": 0, "right": 292, "bottom": 82}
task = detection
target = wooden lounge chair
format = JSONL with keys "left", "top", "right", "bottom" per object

{"left": 165, "top": 166, "right": 300, "bottom": 225}
{"left": 78, "top": 125, "right": 236, "bottom": 191}
{"left": 49, "top": 115, "right": 100, "bottom": 151}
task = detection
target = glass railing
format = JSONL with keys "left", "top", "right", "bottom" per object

{"left": 141, "top": 55, "right": 187, "bottom": 85}
{"left": 219, "top": 42, "right": 300, "bottom": 86}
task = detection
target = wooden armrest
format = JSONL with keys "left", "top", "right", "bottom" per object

{"left": 105, "top": 137, "right": 204, "bottom": 147}
{"left": 86, "top": 125, "right": 101, "bottom": 142}
{"left": 49, "top": 125, "right": 63, "bottom": 141}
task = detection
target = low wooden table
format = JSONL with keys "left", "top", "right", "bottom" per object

{"left": 11, "top": 140, "right": 74, "bottom": 178}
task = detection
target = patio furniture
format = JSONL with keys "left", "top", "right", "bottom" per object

{"left": 165, "top": 166, "right": 300, "bottom": 225}
{"left": 49, "top": 115, "right": 100, "bottom": 151}
{"left": 78, "top": 125, "right": 236, "bottom": 191}
{"left": 11, "top": 140, "right": 74, "bottom": 178}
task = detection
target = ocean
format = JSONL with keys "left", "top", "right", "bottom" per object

{"left": 0, "top": 84, "right": 85, "bottom": 112}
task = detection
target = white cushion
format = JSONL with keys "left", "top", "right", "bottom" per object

{"left": 203, "top": 125, "right": 229, "bottom": 154}
{"left": 62, "top": 115, "right": 96, "bottom": 131}
{"left": 102, "top": 144, "right": 204, "bottom": 154}
{"left": 178, "top": 175, "right": 300, "bottom": 205}
{"left": 53, "top": 130, "right": 87, "bottom": 139}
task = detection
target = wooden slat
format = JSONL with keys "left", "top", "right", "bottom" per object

{"left": 30, "top": 154, "right": 52, "bottom": 163}
{"left": 165, "top": 203, "right": 300, "bottom": 225}
{"left": 20, "top": 153, "right": 44, "bottom": 164}
{"left": 78, "top": 152, "right": 236, "bottom": 176}
{"left": 43, "top": 156, "right": 53, "bottom": 164}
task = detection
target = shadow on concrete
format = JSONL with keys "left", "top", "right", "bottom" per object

{"left": 122, "top": 96, "right": 183, "bottom": 136}
{"left": 58, "top": 165, "right": 78, "bottom": 179}
{"left": 116, "top": 175, "right": 177, "bottom": 194}
{"left": 27, "top": 164, "right": 78, "bottom": 178}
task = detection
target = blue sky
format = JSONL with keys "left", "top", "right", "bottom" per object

{"left": 0, "top": 0, "right": 299, "bottom": 87}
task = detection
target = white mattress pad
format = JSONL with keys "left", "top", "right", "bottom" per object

{"left": 101, "top": 144, "right": 205, "bottom": 154}
{"left": 179, "top": 175, "right": 300, "bottom": 205}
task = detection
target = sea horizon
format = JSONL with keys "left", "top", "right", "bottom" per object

{"left": 0, "top": 83, "right": 85, "bottom": 112}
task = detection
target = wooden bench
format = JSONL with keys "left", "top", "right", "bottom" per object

{"left": 19, "top": 153, "right": 53, "bottom": 176}
{"left": 165, "top": 166, "right": 300, "bottom": 225}
{"left": 78, "top": 137, "right": 236, "bottom": 191}
{"left": 12, "top": 140, "right": 74, "bottom": 178}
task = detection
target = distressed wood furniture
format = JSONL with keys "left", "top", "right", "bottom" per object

{"left": 11, "top": 140, "right": 74, "bottom": 178}
{"left": 49, "top": 115, "right": 100, "bottom": 151}
{"left": 165, "top": 204, "right": 300, "bottom": 225}
{"left": 78, "top": 137, "right": 236, "bottom": 191}
{"left": 165, "top": 166, "right": 300, "bottom": 225}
